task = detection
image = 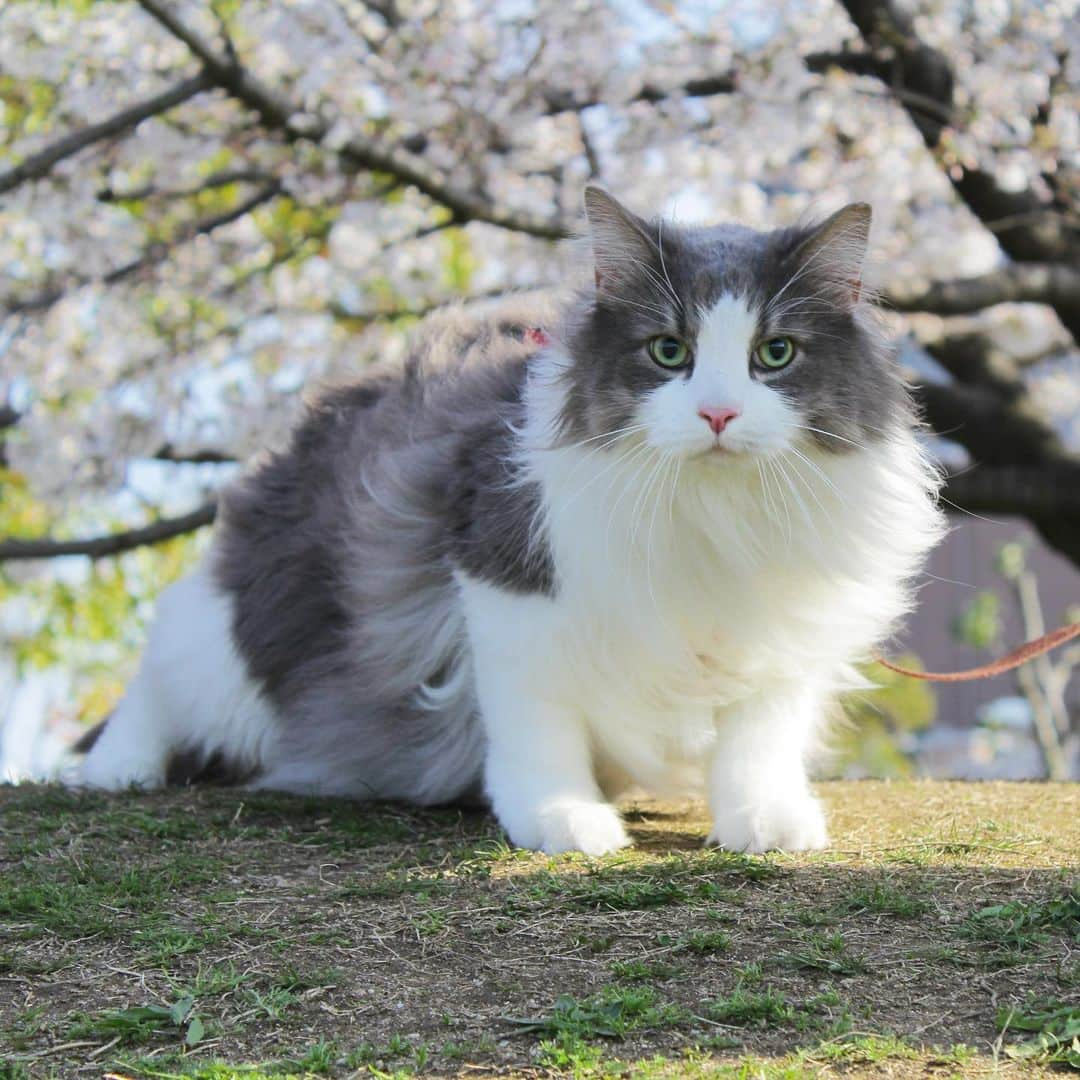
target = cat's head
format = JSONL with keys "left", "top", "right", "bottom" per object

{"left": 557, "top": 186, "right": 910, "bottom": 463}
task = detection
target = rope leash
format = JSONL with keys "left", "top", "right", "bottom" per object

{"left": 878, "top": 622, "right": 1080, "bottom": 682}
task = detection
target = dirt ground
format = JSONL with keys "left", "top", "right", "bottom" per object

{"left": 1, "top": 780, "right": 1077, "bottom": 1079}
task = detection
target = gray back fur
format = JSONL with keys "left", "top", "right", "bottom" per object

{"left": 214, "top": 296, "right": 559, "bottom": 804}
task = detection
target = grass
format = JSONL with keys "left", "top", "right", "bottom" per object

{"left": 776, "top": 931, "right": 870, "bottom": 976}
{"left": 68, "top": 996, "right": 205, "bottom": 1048}
{"left": 0, "top": 779, "right": 1077, "bottom": 1077}
{"left": 997, "top": 999, "right": 1080, "bottom": 1068}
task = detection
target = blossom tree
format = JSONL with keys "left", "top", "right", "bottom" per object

{"left": 0, "top": 0, "right": 1077, "bottom": 751}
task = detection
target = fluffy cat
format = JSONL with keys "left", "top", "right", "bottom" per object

{"left": 80, "top": 187, "right": 946, "bottom": 854}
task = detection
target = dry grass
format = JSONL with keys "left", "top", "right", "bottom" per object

{"left": 1, "top": 780, "right": 1077, "bottom": 1079}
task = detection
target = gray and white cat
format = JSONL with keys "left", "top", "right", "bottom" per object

{"left": 80, "top": 187, "right": 945, "bottom": 854}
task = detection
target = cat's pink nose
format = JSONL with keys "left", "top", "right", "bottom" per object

{"left": 698, "top": 406, "right": 740, "bottom": 435}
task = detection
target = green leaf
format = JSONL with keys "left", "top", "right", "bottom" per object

{"left": 185, "top": 1014, "right": 205, "bottom": 1046}
{"left": 169, "top": 995, "right": 194, "bottom": 1025}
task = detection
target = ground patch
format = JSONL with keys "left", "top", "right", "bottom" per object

{"left": 1, "top": 781, "right": 1077, "bottom": 1077}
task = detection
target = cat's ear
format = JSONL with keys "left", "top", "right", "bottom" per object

{"left": 793, "top": 203, "right": 871, "bottom": 308}
{"left": 583, "top": 185, "right": 659, "bottom": 296}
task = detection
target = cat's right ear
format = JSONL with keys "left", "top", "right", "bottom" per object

{"left": 583, "top": 185, "right": 658, "bottom": 296}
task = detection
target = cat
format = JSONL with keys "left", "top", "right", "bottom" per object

{"left": 79, "top": 186, "right": 946, "bottom": 854}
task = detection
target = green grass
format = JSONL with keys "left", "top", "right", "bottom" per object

{"left": 69, "top": 995, "right": 205, "bottom": 1048}
{"left": 665, "top": 929, "right": 732, "bottom": 955}
{"left": 610, "top": 959, "right": 685, "bottom": 982}
{"left": 505, "top": 985, "right": 686, "bottom": 1040}
{"left": 776, "top": 931, "right": 869, "bottom": 976}
{"left": 997, "top": 999, "right": 1080, "bottom": 1068}
{"left": 964, "top": 888, "right": 1079, "bottom": 945}
{"left": 842, "top": 878, "right": 931, "bottom": 917}
{"left": 803, "top": 1031, "right": 917, "bottom": 1064}
{"left": 508, "top": 850, "right": 776, "bottom": 914}
{"left": 705, "top": 987, "right": 795, "bottom": 1027}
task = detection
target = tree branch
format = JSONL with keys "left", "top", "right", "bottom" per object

{"left": 943, "top": 464, "right": 1080, "bottom": 518}
{"left": 0, "top": 73, "right": 213, "bottom": 197}
{"left": 97, "top": 167, "right": 274, "bottom": 203}
{"left": 541, "top": 71, "right": 738, "bottom": 115}
{"left": 0, "top": 503, "right": 217, "bottom": 562}
{"left": 824, "top": 0, "right": 1080, "bottom": 338}
{"left": 153, "top": 444, "right": 237, "bottom": 464}
{"left": 3, "top": 182, "right": 282, "bottom": 317}
{"left": 884, "top": 263, "right": 1080, "bottom": 316}
{"left": 134, "top": 0, "right": 570, "bottom": 240}
{"left": 913, "top": 379, "right": 1080, "bottom": 566}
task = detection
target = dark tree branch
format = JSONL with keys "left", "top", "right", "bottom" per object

{"left": 3, "top": 182, "right": 283, "bottom": 316}
{"left": 541, "top": 71, "right": 738, "bottom": 115}
{"left": 0, "top": 73, "right": 213, "bottom": 197}
{"left": 0, "top": 503, "right": 217, "bottom": 562}
{"left": 134, "top": 0, "right": 570, "bottom": 240}
{"left": 913, "top": 379, "right": 1080, "bottom": 565}
{"left": 153, "top": 444, "right": 237, "bottom": 464}
{"left": 884, "top": 263, "right": 1080, "bottom": 316}
{"left": 943, "top": 464, "right": 1080, "bottom": 518}
{"left": 914, "top": 381, "right": 1065, "bottom": 469}
{"left": 824, "top": 0, "right": 1080, "bottom": 337}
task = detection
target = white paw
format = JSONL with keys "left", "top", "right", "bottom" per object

{"left": 707, "top": 793, "right": 828, "bottom": 854}
{"left": 499, "top": 798, "right": 631, "bottom": 855}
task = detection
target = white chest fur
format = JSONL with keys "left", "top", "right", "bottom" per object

{"left": 483, "top": 389, "right": 944, "bottom": 793}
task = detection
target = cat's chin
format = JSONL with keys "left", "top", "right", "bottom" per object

{"left": 688, "top": 444, "right": 763, "bottom": 469}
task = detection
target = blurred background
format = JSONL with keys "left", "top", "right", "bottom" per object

{"left": 1, "top": 0, "right": 1077, "bottom": 783}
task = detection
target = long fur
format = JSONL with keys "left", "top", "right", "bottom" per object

{"left": 79, "top": 192, "right": 946, "bottom": 854}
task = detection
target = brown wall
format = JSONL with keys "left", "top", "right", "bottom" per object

{"left": 894, "top": 516, "right": 1080, "bottom": 729}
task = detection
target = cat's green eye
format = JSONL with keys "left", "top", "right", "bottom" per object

{"left": 756, "top": 337, "right": 795, "bottom": 370}
{"left": 648, "top": 335, "right": 690, "bottom": 369}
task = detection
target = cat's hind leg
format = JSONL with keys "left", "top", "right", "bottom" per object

{"left": 80, "top": 564, "right": 275, "bottom": 789}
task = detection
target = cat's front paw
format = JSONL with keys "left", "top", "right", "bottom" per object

{"left": 707, "top": 793, "right": 827, "bottom": 854}
{"left": 540, "top": 799, "right": 631, "bottom": 855}
{"left": 499, "top": 797, "right": 631, "bottom": 855}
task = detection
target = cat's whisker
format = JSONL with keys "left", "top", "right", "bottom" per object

{"left": 629, "top": 451, "right": 666, "bottom": 554}
{"left": 782, "top": 451, "right": 834, "bottom": 534}
{"left": 667, "top": 454, "right": 681, "bottom": 531}
{"left": 656, "top": 219, "right": 684, "bottom": 314}
{"left": 599, "top": 286, "right": 670, "bottom": 319}
{"left": 766, "top": 457, "right": 794, "bottom": 546}
{"left": 765, "top": 298, "right": 839, "bottom": 320}
{"left": 756, "top": 460, "right": 786, "bottom": 547}
{"left": 772, "top": 455, "right": 816, "bottom": 536}
{"left": 531, "top": 421, "right": 652, "bottom": 454}
{"left": 769, "top": 326, "right": 852, "bottom": 347}
{"left": 631, "top": 258, "right": 682, "bottom": 312}
{"left": 550, "top": 434, "right": 653, "bottom": 520}
{"left": 785, "top": 446, "right": 846, "bottom": 503}
{"left": 639, "top": 453, "right": 674, "bottom": 626}
{"left": 787, "top": 423, "right": 870, "bottom": 452}
{"left": 764, "top": 229, "right": 860, "bottom": 317}
{"left": 603, "top": 440, "right": 659, "bottom": 568}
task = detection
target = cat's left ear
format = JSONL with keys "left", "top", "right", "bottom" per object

{"left": 793, "top": 203, "right": 871, "bottom": 308}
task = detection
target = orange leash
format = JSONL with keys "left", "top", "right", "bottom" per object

{"left": 878, "top": 622, "right": 1080, "bottom": 683}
